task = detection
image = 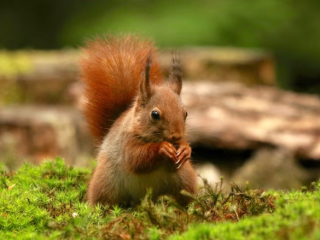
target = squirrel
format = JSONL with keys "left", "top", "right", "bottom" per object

{"left": 79, "top": 34, "right": 197, "bottom": 207}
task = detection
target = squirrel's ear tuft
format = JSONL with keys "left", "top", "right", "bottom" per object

{"left": 138, "top": 54, "right": 153, "bottom": 105}
{"left": 169, "top": 53, "right": 182, "bottom": 95}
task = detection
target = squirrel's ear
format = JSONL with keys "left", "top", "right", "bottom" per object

{"left": 138, "top": 55, "right": 153, "bottom": 105}
{"left": 168, "top": 54, "right": 182, "bottom": 95}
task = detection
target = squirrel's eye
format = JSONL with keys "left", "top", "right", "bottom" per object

{"left": 186, "top": 111, "right": 188, "bottom": 118}
{"left": 151, "top": 110, "right": 161, "bottom": 120}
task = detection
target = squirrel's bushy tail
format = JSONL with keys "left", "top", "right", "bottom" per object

{"left": 79, "top": 34, "right": 163, "bottom": 143}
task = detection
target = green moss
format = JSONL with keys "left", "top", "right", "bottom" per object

{"left": 170, "top": 186, "right": 320, "bottom": 240}
{"left": 0, "top": 158, "right": 319, "bottom": 239}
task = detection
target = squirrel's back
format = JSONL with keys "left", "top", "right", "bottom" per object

{"left": 79, "top": 35, "right": 163, "bottom": 142}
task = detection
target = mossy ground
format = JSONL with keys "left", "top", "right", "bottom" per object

{"left": 0, "top": 158, "right": 319, "bottom": 239}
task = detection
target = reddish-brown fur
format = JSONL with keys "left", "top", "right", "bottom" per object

{"left": 80, "top": 34, "right": 197, "bottom": 207}
{"left": 79, "top": 35, "right": 163, "bottom": 143}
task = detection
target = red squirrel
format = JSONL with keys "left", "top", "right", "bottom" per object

{"left": 79, "top": 34, "right": 197, "bottom": 207}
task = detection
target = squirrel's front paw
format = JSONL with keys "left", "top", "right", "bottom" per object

{"left": 159, "top": 141, "right": 178, "bottom": 164}
{"left": 175, "top": 142, "right": 191, "bottom": 169}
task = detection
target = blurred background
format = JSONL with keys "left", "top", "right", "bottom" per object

{"left": 2, "top": 0, "right": 320, "bottom": 92}
{"left": 1, "top": 0, "right": 320, "bottom": 190}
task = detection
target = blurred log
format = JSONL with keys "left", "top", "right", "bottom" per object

{"left": 0, "top": 48, "right": 274, "bottom": 105}
{"left": 1, "top": 81, "right": 320, "bottom": 165}
{"left": 183, "top": 82, "right": 320, "bottom": 160}
{"left": 159, "top": 47, "right": 275, "bottom": 85}
{"left": 0, "top": 50, "right": 79, "bottom": 105}
{"left": 0, "top": 106, "right": 94, "bottom": 167}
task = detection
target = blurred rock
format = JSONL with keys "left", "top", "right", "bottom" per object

{"left": 231, "top": 148, "right": 309, "bottom": 190}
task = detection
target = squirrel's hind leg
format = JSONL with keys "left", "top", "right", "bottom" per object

{"left": 87, "top": 155, "right": 115, "bottom": 207}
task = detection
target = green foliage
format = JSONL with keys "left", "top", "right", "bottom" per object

{"left": 59, "top": 0, "right": 320, "bottom": 92}
{"left": 0, "top": 158, "right": 319, "bottom": 239}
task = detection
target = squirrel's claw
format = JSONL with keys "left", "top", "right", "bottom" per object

{"left": 176, "top": 157, "right": 190, "bottom": 169}
{"left": 175, "top": 143, "right": 192, "bottom": 169}
{"left": 159, "top": 142, "right": 178, "bottom": 163}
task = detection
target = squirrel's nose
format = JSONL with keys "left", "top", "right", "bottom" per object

{"left": 170, "top": 134, "right": 182, "bottom": 143}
